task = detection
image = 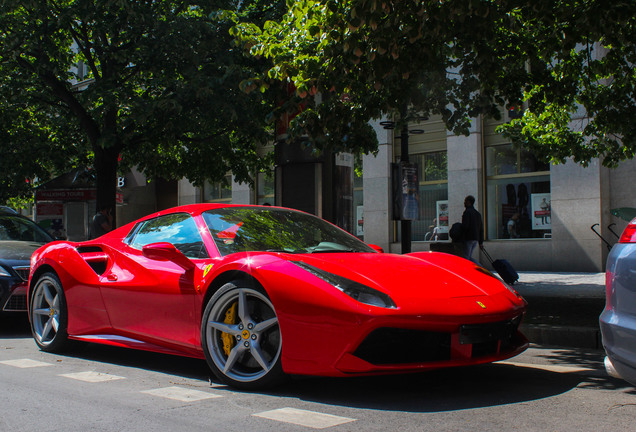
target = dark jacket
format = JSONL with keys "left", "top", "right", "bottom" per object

{"left": 462, "top": 205, "right": 483, "bottom": 244}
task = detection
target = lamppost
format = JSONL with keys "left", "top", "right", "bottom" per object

{"left": 381, "top": 107, "right": 425, "bottom": 254}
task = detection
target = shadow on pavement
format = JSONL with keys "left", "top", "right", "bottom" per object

{"left": 522, "top": 296, "right": 605, "bottom": 327}
{"left": 0, "top": 314, "right": 31, "bottom": 338}
{"left": 271, "top": 364, "right": 588, "bottom": 412}
{"left": 56, "top": 343, "right": 210, "bottom": 381}
{"left": 2, "top": 315, "right": 631, "bottom": 412}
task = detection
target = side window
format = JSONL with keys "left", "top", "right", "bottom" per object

{"left": 130, "top": 213, "right": 209, "bottom": 259}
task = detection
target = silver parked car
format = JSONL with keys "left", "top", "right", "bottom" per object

{"left": 600, "top": 217, "right": 636, "bottom": 385}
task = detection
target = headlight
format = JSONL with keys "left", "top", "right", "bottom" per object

{"left": 293, "top": 261, "right": 396, "bottom": 308}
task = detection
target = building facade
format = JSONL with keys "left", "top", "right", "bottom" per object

{"left": 361, "top": 113, "right": 636, "bottom": 272}
{"left": 174, "top": 111, "right": 635, "bottom": 273}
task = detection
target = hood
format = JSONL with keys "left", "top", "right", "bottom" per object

{"left": 0, "top": 240, "right": 46, "bottom": 262}
{"left": 294, "top": 252, "right": 510, "bottom": 304}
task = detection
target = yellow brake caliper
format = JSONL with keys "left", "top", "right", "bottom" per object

{"left": 222, "top": 302, "right": 238, "bottom": 356}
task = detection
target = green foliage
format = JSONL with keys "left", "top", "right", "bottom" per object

{"left": 0, "top": 0, "right": 285, "bottom": 206}
{"left": 235, "top": 0, "right": 636, "bottom": 166}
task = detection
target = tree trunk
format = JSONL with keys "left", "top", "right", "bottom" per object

{"left": 93, "top": 144, "right": 120, "bottom": 229}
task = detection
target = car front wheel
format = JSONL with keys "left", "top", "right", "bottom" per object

{"left": 30, "top": 272, "right": 70, "bottom": 352}
{"left": 201, "top": 281, "right": 284, "bottom": 389}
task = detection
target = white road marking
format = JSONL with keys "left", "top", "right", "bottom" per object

{"left": 253, "top": 408, "right": 356, "bottom": 429}
{"left": 59, "top": 371, "right": 126, "bottom": 383}
{"left": 141, "top": 386, "right": 222, "bottom": 402}
{"left": 498, "top": 361, "right": 600, "bottom": 375}
{"left": 0, "top": 359, "right": 53, "bottom": 368}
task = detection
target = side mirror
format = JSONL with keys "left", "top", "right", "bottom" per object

{"left": 368, "top": 244, "right": 384, "bottom": 253}
{"left": 142, "top": 242, "right": 195, "bottom": 271}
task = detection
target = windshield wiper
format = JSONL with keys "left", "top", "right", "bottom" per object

{"left": 310, "top": 248, "right": 358, "bottom": 253}
{"left": 265, "top": 248, "right": 301, "bottom": 254}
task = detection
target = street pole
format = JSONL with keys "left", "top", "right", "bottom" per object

{"left": 400, "top": 107, "right": 411, "bottom": 254}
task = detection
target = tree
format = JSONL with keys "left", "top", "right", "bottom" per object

{"left": 0, "top": 64, "right": 85, "bottom": 202}
{"left": 0, "top": 0, "right": 285, "bottom": 220}
{"left": 233, "top": 0, "right": 636, "bottom": 167}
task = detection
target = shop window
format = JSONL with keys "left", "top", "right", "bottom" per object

{"left": 203, "top": 174, "right": 232, "bottom": 203}
{"left": 256, "top": 170, "right": 275, "bottom": 205}
{"left": 412, "top": 151, "right": 448, "bottom": 241}
{"left": 485, "top": 144, "right": 550, "bottom": 240}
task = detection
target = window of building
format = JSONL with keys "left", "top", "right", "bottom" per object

{"left": 485, "top": 143, "right": 551, "bottom": 240}
{"left": 412, "top": 151, "right": 448, "bottom": 241}
{"left": 256, "top": 170, "right": 275, "bottom": 205}
{"left": 203, "top": 174, "right": 232, "bottom": 203}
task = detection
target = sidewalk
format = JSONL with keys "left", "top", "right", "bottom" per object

{"left": 513, "top": 272, "right": 606, "bottom": 350}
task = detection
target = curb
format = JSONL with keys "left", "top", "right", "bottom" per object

{"left": 521, "top": 324, "right": 603, "bottom": 350}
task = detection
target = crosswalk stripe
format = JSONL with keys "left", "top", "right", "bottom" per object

{"left": 497, "top": 360, "right": 601, "bottom": 375}
{"left": 253, "top": 408, "right": 356, "bottom": 429}
{"left": 0, "top": 359, "right": 53, "bottom": 368}
{"left": 59, "top": 371, "right": 126, "bottom": 382}
{"left": 141, "top": 386, "right": 222, "bottom": 401}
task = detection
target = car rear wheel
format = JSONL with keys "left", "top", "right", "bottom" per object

{"left": 30, "top": 272, "right": 70, "bottom": 352}
{"left": 201, "top": 281, "right": 284, "bottom": 389}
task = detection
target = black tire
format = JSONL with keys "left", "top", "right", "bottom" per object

{"left": 201, "top": 280, "right": 284, "bottom": 390}
{"left": 30, "top": 272, "right": 70, "bottom": 352}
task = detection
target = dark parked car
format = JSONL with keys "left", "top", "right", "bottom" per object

{"left": 600, "top": 217, "right": 636, "bottom": 385}
{"left": 0, "top": 208, "right": 53, "bottom": 313}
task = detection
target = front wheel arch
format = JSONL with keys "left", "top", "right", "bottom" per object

{"left": 200, "top": 270, "right": 261, "bottom": 319}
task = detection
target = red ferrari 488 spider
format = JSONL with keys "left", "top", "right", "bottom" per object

{"left": 28, "top": 204, "right": 527, "bottom": 389}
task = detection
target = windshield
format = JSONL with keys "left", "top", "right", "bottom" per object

{"left": 0, "top": 216, "right": 54, "bottom": 243}
{"left": 202, "top": 207, "right": 374, "bottom": 256}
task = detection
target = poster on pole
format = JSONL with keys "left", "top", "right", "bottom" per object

{"left": 356, "top": 205, "right": 364, "bottom": 237}
{"left": 400, "top": 162, "right": 419, "bottom": 220}
{"left": 391, "top": 162, "right": 419, "bottom": 221}
{"left": 531, "top": 193, "right": 551, "bottom": 230}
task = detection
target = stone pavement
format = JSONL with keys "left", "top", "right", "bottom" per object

{"left": 513, "top": 272, "right": 606, "bottom": 350}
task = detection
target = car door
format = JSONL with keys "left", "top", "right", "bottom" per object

{"left": 99, "top": 213, "right": 208, "bottom": 350}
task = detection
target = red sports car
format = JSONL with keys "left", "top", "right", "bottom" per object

{"left": 28, "top": 204, "right": 528, "bottom": 389}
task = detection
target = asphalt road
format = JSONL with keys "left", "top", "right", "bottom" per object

{"left": 1, "top": 315, "right": 635, "bottom": 432}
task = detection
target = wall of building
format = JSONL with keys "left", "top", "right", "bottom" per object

{"left": 170, "top": 117, "right": 636, "bottom": 273}
{"left": 362, "top": 119, "right": 393, "bottom": 249}
{"left": 364, "top": 114, "right": 633, "bottom": 272}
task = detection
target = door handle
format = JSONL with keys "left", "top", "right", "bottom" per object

{"left": 106, "top": 273, "right": 118, "bottom": 281}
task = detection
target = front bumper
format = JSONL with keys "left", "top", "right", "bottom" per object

{"left": 335, "top": 315, "right": 527, "bottom": 374}
{"left": 279, "top": 309, "right": 528, "bottom": 377}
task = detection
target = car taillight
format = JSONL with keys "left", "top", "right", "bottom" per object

{"left": 619, "top": 219, "right": 636, "bottom": 243}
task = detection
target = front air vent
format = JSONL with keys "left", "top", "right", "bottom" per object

{"left": 353, "top": 327, "right": 451, "bottom": 365}
{"left": 13, "top": 266, "right": 30, "bottom": 282}
{"left": 76, "top": 246, "right": 104, "bottom": 254}
{"left": 3, "top": 293, "right": 27, "bottom": 312}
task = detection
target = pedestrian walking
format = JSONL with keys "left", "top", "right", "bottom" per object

{"left": 461, "top": 195, "right": 483, "bottom": 264}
